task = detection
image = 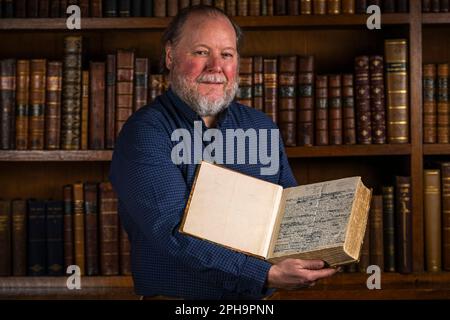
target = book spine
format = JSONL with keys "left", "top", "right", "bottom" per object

{"left": 78, "top": 0, "right": 89, "bottom": 16}
{"left": 15, "top": 60, "right": 30, "bottom": 150}
{"left": 385, "top": 39, "right": 409, "bottom": 144}
{"left": 143, "top": 0, "right": 153, "bottom": 16}
{"left": 253, "top": 56, "right": 264, "bottom": 112}
{"left": 131, "top": 0, "right": 142, "bottom": 16}
{"left": 287, "top": 0, "right": 299, "bottom": 15}
{"left": 342, "top": 74, "right": 356, "bottom": 145}
{"left": 84, "top": 182, "right": 99, "bottom": 276}
{"left": 423, "top": 64, "right": 437, "bottom": 144}
{"left": 46, "top": 200, "right": 64, "bottom": 276}
{"left": 383, "top": 0, "right": 395, "bottom": 12}
{"left": 268, "top": 0, "right": 275, "bottom": 15}
{"left": 313, "top": 0, "right": 327, "bottom": 14}
{"left": 0, "top": 59, "right": 16, "bottom": 150}
{"left": 134, "top": 58, "right": 149, "bottom": 112}
{"left": 60, "top": 0, "right": 68, "bottom": 17}
{"left": 441, "top": 0, "right": 450, "bottom": 12}
{"left": 264, "top": 58, "right": 278, "bottom": 124}
{"left": 297, "top": 56, "right": 314, "bottom": 146}
{"left": 116, "top": 50, "right": 135, "bottom": 137}
{"left": 300, "top": 0, "right": 312, "bottom": 13}
{"left": 27, "top": 200, "right": 47, "bottom": 276}
{"left": 278, "top": 56, "right": 297, "bottom": 146}
{"left": 355, "top": 56, "right": 372, "bottom": 144}
{"left": 275, "top": 0, "right": 287, "bottom": 15}
{"left": 315, "top": 75, "right": 328, "bottom": 146}
{"left": 441, "top": 163, "right": 450, "bottom": 271}
{"left": 15, "top": 0, "right": 27, "bottom": 17}
{"left": 119, "top": 225, "right": 132, "bottom": 275}
{"left": 99, "top": 182, "right": 120, "bottom": 275}
{"left": 73, "top": 182, "right": 85, "bottom": 275}
{"left": 153, "top": 0, "right": 166, "bottom": 17}
{"left": 215, "top": 0, "right": 226, "bottom": 11}
{"left": 202, "top": 0, "right": 213, "bottom": 5}
{"left": 28, "top": 0, "right": 40, "bottom": 17}
{"left": 104, "top": 0, "right": 118, "bottom": 17}
{"left": 370, "top": 55, "right": 386, "bottom": 144}
{"left": 437, "top": 63, "right": 449, "bottom": 143}
{"left": 89, "top": 62, "right": 106, "bottom": 150}
{"left": 342, "top": 0, "right": 355, "bottom": 13}
{"left": 355, "top": 0, "right": 367, "bottom": 13}
{"left": 432, "top": 0, "right": 441, "bottom": 12}
{"left": 424, "top": 169, "right": 442, "bottom": 272}
{"left": 106, "top": 54, "right": 116, "bottom": 149}
{"left": 91, "top": 0, "right": 103, "bottom": 17}
{"left": 11, "top": 200, "right": 27, "bottom": 276}
{"left": 63, "top": 185, "right": 74, "bottom": 269}
{"left": 226, "top": 0, "right": 237, "bottom": 16}
{"left": 119, "top": 0, "right": 131, "bottom": 16}
{"left": 423, "top": 0, "right": 431, "bottom": 12}
{"left": 395, "top": 176, "right": 413, "bottom": 274}
{"left": 249, "top": 0, "right": 261, "bottom": 15}
{"left": 80, "top": 70, "right": 89, "bottom": 150}
{"left": 0, "top": 201, "right": 11, "bottom": 276}
{"left": 149, "top": 74, "right": 164, "bottom": 103}
{"left": 45, "top": 61, "right": 63, "bottom": 150}
{"left": 238, "top": 0, "right": 249, "bottom": 15}
{"left": 29, "top": 59, "right": 46, "bottom": 150}
{"left": 369, "top": 195, "right": 384, "bottom": 270}
{"left": 327, "top": 0, "right": 341, "bottom": 14}
{"left": 382, "top": 186, "right": 396, "bottom": 272}
{"left": 167, "top": 0, "right": 178, "bottom": 17}
{"left": 38, "top": 0, "right": 50, "bottom": 17}
{"left": 328, "top": 74, "right": 343, "bottom": 145}
{"left": 61, "top": 36, "right": 82, "bottom": 150}
{"left": 236, "top": 57, "right": 253, "bottom": 107}
{"left": 191, "top": 0, "right": 201, "bottom": 5}
{"left": 396, "top": 0, "right": 408, "bottom": 12}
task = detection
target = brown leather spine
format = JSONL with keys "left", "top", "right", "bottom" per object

{"left": 369, "top": 195, "right": 384, "bottom": 270}
{"left": 226, "top": 0, "right": 237, "bottom": 16}
{"left": 328, "top": 74, "right": 343, "bottom": 145}
{"left": 15, "top": 60, "right": 29, "bottom": 150}
{"left": 99, "top": 182, "right": 119, "bottom": 275}
{"left": 154, "top": 0, "right": 166, "bottom": 17}
{"left": 238, "top": 0, "right": 249, "bottom": 15}
{"left": 297, "top": 56, "right": 314, "bottom": 146}
{"left": 313, "top": 0, "right": 327, "bottom": 14}
{"left": 424, "top": 169, "right": 442, "bottom": 272}
{"left": 267, "top": 0, "right": 275, "bottom": 15}
{"left": 63, "top": 185, "right": 74, "bottom": 269}
{"left": 253, "top": 56, "right": 264, "bottom": 112}
{"left": 215, "top": 0, "right": 226, "bottom": 11}
{"left": 382, "top": 186, "right": 396, "bottom": 272}
{"left": 249, "top": 0, "right": 261, "bottom": 15}
{"left": 0, "top": 200, "right": 11, "bottom": 276}
{"left": 167, "top": 0, "right": 178, "bottom": 17}
{"left": 91, "top": 0, "right": 103, "bottom": 17}
{"left": 370, "top": 55, "right": 386, "bottom": 144}
{"left": 119, "top": 224, "right": 132, "bottom": 275}
{"left": 29, "top": 59, "right": 46, "bottom": 150}
{"left": 342, "top": 0, "right": 355, "bottom": 13}
{"left": 315, "top": 75, "right": 328, "bottom": 146}
{"left": 385, "top": 39, "right": 409, "bottom": 144}
{"left": 395, "top": 176, "right": 412, "bottom": 274}
{"left": 288, "top": 0, "right": 299, "bottom": 15}
{"left": 79, "top": 0, "right": 89, "bottom": 16}
{"left": 116, "top": 49, "right": 135, "bottom": 137}
{"left": 11, "top": 200, "right": 26, "bottom": 276}
{"left": 327, "top": 0, "right": 341, "bottom": 14}
{"left": 39, "top": 0, "right": 50, "bottom": 17}
{"left": 237, "top": 57, "right": 253, "bottom": 107}
{"left": 423, "top": 64, "right": 437, "bottom": 144}
{"left": 342, "top": 74, "right": 356, "bottom": 145}
{"left": 1, "top": 59, "right": 16, "bottom": 150}
{"left": 441, "top": 163, "right": 450, "bottom": 271}
{"left": 437, "top": 63, "right": 449, "bottom": 143}
{"left": 134, "top": 58, "right": 149, "bottom": 112}
{"left": 300, "top": 0, "right": 312, "bottom": 13}
{"left": 275, "top": 0, "right": 287, "bottom": 14}
{"left": 81, "top": 70, "right": 89, "bottom": 150}
{"left": 61, "top": 36, "right": 82, "bottom": 150}
{"left": 106, "top": 54, "right": 116, "bottom": 149}
{"left": 45, "top": 61, "right": 63, "bottom": 150}
{"left": 89, "top": 62, "right": 106, "bottom": 150}
{"left": 263, "top": 58, "right": 278, "bottom": 124}
{"left": 355, "top": 56, "right": 372, "bottom": 144}
{"left": 73, "top": 182, "right": 85, "bottom": 275}
{"left": 84, "top": 182, "right": 99, "bottom": 275}
{"left": 60, "top": 0, "right": 68, "bottom": 17}
{"left": 278, "top": 56, "right": 297, "bottom": 146}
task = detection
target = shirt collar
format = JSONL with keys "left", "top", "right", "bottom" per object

{"left": 167, "top": 87, "right": 232, "bottom": 128}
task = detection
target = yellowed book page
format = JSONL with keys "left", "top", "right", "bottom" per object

{"left": 271, "top": 177, "right": 361, "bottom": 258}
{"left": 181, "top": 162, "right": 283, "bottom": 257}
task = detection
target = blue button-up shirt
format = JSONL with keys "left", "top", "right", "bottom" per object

{"left": 109, "top": 89, "right": 297, "bottom": 299}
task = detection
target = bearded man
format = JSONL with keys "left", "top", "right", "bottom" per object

{"left": 109, "top": 5, "right": 337, "bottom": 300}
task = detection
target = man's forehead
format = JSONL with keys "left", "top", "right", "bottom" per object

{"left": 180, "top": 14, "right": 237, "bottom": 42}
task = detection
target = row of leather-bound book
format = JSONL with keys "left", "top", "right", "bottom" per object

{"left": 0, "top": 0, "right": 409, "bottom": 19}
{"left": 423, "top": 0, "right": 450, "bottom": 12}
{"left": 346, "top": 173, "right": 450, "bottom": 274}
{"left": 0, "top": 181, "right": 131, "bottom": 277}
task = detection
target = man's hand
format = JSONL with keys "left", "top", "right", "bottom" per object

{"left": 266, "top": 258, "right": 339, "bottom": 290}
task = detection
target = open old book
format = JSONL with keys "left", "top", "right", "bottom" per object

{"left": 180, "top": 161, "right": 372, "bottom": 266}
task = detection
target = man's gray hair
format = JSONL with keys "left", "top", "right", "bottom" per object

{"left": 160, "top": 5, "right": 243, "bottom": 74}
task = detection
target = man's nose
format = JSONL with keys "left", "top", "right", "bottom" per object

{"left": 206, "top": 53, "right": 223, "bottom": 72}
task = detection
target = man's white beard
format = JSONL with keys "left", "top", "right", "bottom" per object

{"left": 170, "top": 72, "right": 239, "bottom": 117}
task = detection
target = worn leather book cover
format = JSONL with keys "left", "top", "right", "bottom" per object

{"left": 278, "top": 56, "right": 297, "bottom": 146}
{"left": 84, "top": 182, "right": 99, "bottom": 275}
{"left": 423, "top": 64, "right": 437, "bottom": 144}
{"left": 263, "top": 58, "right": 278, "bottom": 124}
{"left": 115, "top": 49, "right": 135, "bottom": 137}
{"left": 328, "top": 74, "right": 343, "bottom": 145}
{"left": 238, "top": 0, "right": 249, "bottom": 16}
{"left": 119, "top": 0, "right": 131, "bottom": 16}
{"left": 154, "top": 0, "right": 166, "bottom": 17}
{"left": 0, "top": 200, "right": 11, "bottom": 276}
{"left": 395, "top": 176, "right": 412, "bottom": 274}
{"left": 11, "top": 199, "right": 27, "bottom": 276}
{"left": 180, "top": 162, "right": 371, "bottom": 266}
{"left": 297, "top": 56, "right": 314, "bottom": 146}
{"left": 437, "top": 63, "right": 449, "bottom": 143}
{"left": 226, "top": 0, "right": 237, "bottom": 16}
{"left": 15, "top": 60, "right": 29, "bottom": 150}
{"left": 369, "top": 195, "right": 384, "bottom": 269}
{"left": 81, "top": 70, "right": 89, "bottom": 150}
{"left": 134, "top": 58, "right": 149, "bottom": 112}
{"left": 342, "top": 0, "right": 355, "bottom": 13}
{"left": 63, "top": 185, "right": 74, "bottom": 269}
{"left": 342, "top": 74, "right": 356, "bottom": 145}
{"left": 300, "top": 0, "right": 312, "bottom": 14}
{"left": 104, "top": 0, "right": 118, "bottom": 17}
{"left": 382, "top": 186, "right": 396, "bottom": 272}
{"left": 313, "top": 0, "right": 327, "bottom": 14}
{"left": 167, "top": 0, "right": 178, "bottom": 17}
{"left": 89, "top": 62, "right": 106, "bottom": 150}
{"left": 29, "top": 59, "right": 46, "bottom": 150}
{"left": 73, "top": 182, "right": 85, "bottom": 275}
{"left": 0, "top": 59, "right": 16, "bottom": 150}
{"left": 250, "top": 0, "right": 261, "bottom": 15}
{"left": 253, "top": 56, "right": 264, "bottom": 112}
{"left": 315, "top": 75, "right": 328, "bottom": 146}
{"left": 370, "top": 55, "right": 386, "bottom": 144}
{"left": 91, "top": 0, "right": 103, "bottom": 17}
{"left": 327, "top": 0, "right": 341, "bottom": 14}
{"left": 27, "top": 200, "right": 47, "bottom": 276}
{"left": 355, "top": 55, "right": 372, "bottom": 145}
{"left": 45, "top": 61, "right": 63, "bottom": 150}
{"left": 46, "top": 200, "right": 64, "bottom": 276}
{"left": 441, "top": 163, "right": 450, "bottom": 271}
{"left": 424, "top": 169, "right": 442, "bottom": 272}
{"left": 237, "top": 57, "right": 253, "bottom": 107}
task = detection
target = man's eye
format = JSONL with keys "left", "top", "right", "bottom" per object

{"left": 195, "top": 51, "right": 208, "bottom": 56}
{"left": 222, "top": 53, "right": 234, "bottom": 58}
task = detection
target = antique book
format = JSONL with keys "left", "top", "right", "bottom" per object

{"left": 355, "top": 55, "right": 372, "bottom": 145}
{"left": 437, "top": 63, "right": 449, "bottom": 143}
{"left": 275, "top": 0, "right": 287, "bottom": 14}
{"left": 342, "top": 74, "right": 357, "bottom": 145}
{"left": 382, "top": 186, "right": 396, "bottom": 272}
{"left": 238, "top": 0, "right": 249, "bottom": 16}
{"left": 15, "top": 60, "right": 30, "bottom": 150}
{"left": 79, "top": 0, "right": 89, "bottom": 16}
{"left": 106, "top": 54, "right": 117, "bottom": 149}
{"left": 45, "top": 61, "right": 63, "bottom": 150}
{"left": 80, "top": 70, "right": 89, "bottom": 150}
{"left": 327, "top": 0, "right": 341, "bottom": 14}
{"left": 355, "top": 0, "right": 367, "bottom": 13}
{"left": 253, "top": 56, "right": 264, "bottom": 112}
{"left": 328, "top": 74, "right": 343, "bottom": 145}
{"left": 27, "top": 200, "right": 47, "bottom": 276}
{"left": 60, "top": 0, "right": 68, "bottom": 17}
{"left": 297, "top": 55, "right": 314, "bottom": 146}
{"left": 313, "top": 0, "right": 327, "bottom": 14}
{"left": 236, "top": 57, "right": 253, "bottom": 107}
{"left": 133, "top": 57, "right": 149, "bottom": 112}
{"left": 250, "top": 0, "right": 261, "bottom": 15}
{"left": 29, "top": 59, "right": 46, "bottom": 150}
{"left": 0, "top": 59, "right": 16, "bottom": 150}
{"left": 104, "top": 0, "right": 118, "bottom": 17}
{"left": 153, "top": 0, "right": 166, "bottom": 17}
{"left": 300, "top": 0, "right": 312, "bottom": 14}
{"left": 84, "top": 182, "right": 99, "bottom": 276}
{"left": 396, "top": 0, "right": 408, "bottom": 12}
{"left": 89, "top": 62, "right": 106, "bottom": 150}
{"left": 91, "top": 0, "right": 103, "bottom": 17}
{"left": 46, "top": 200, "right": 64, "bottom": 276}
{"left": 0, "top": 200, "right": 11, "bottom": 276}
{"left": 131, "top": 0, "right": 143, "bottom": 16}
{"left": 263, "top": 58, "right": 278, "bottom": 124}
{"left": 287, "top": 0, "right": 299, "bottom": 15}
{"left": 119, "top": 0, "right": 131, "bottom": 16}
{"left": 342, "top": 0, "right": 355, "bottom": 13}
{"left": 369, "top": 55, "right": 386, "bottom": 144}
{"left": 278, "top": 56, "right": 297, "bottom": 147}
{"left": 441, "top": 162, "right": 450, "bottom": 271}
{"left": 73, "top": 182, "right": 86, "bottom": 275}
{"left": 395, "top": 176, "right": 412, "bottom": 274}
{"left": 226, "top": 0, "right": 237, "bottom": 16}
{"left": 63, "top": 185, "right": 74, "bottom": 269}
{"left": 119, "top": 224, "right": 132, "bottom": 275}
{"left": 369, "top": 195, "right": 384, "bottom": 269}
{"left": 215, "top": 0, "right": 226, "bottom": 11}
{"left": 315, "top": 75, "right": 329, "bottom": 146}
{"left": 15, "top": 0, "right": 26, "bottom": 17}
{"left": 11, "top": 199, "right": 27, "bottom": 276}
{"left": 115, "top": 49, "right": 135, "bottom": 137}
{"left": 167, "top": 0, "right": 178, "bottom": 17}
{"left": 424, "top": 169, "right": 442, "bottom": 272}
{"left": 423, "top": 64, "right": 437, "bottom": 144}
{"left": 423, "top": 0, "right": 431, "bottom": 12}
{"left": 180, "top": 162, "right": 372, "bottom": 266}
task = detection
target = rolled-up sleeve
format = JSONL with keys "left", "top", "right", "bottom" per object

{"left": 109, "top": 115, "right": 272, "bottom": 298}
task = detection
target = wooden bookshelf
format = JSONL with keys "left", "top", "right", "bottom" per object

{"left": 0, "top": 0, "right": 449, "bottom": 300}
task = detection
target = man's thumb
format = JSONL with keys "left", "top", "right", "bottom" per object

{"left": 300, "top": 259, "right": 325, "bottom": 270}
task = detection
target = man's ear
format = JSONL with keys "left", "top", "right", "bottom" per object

{"left": 165, "top": 43, "right": 174, "bottom": 70}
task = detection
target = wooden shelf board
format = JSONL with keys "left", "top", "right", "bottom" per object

{"left": 286, "top": 144, "right": 411, "bottom": 158}
{"left": 423, "top": 144, "right": 450, "bottom": 155}
{"left": 0, "top": 14, "right": 409, "bottom": 31}
{"left": 0, "top": 150, "right": 113, "bottom": 161}
{"left": 423, "top": 13, "right": 450, "bottom": 24}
